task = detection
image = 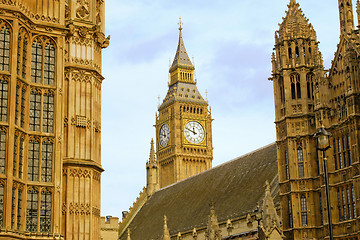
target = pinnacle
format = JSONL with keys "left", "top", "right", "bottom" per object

{"left": 149, "top": 138, "right": 156, "bottom": 164}
{"left": 170, "top": 22, "right": 194, "bottom": 73}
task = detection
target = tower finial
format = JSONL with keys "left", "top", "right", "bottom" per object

{"left": 178, "top": 17, "right": 183, "bottom": 31}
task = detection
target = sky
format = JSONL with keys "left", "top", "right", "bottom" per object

{"left": 100, "top": 0, "right": 349, "bottom": 218}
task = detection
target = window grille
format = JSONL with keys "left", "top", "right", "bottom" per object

{"left": 347, "top": 134, "right": 351, "bottom": 166}
{"left": 0, "top": 129, "right": 6, "bottom": 174}
{"left": 0, "top": 77, "right": 8, "bottom": 122}
{"left": 285, "top": 151, "right": 289, "bottom": 180}
{"left": 13, "top": 134, "right": 18, "bottom": 177}
{"left": 22, "top": 37, "right": 28, "bottom": 79}
{"left": 26, "top": 189, "right": 38, "bottom": 232}
{"left": 44, "top": 43, "right": 55, "bottom": 85}
{"left": 40, "top": 189, "right": 52, "bottom": 232}
{"left": 28, "top": 140, "right": 40, "bottom": 181}
{"left": 18, "top": 138, "right": 24, "bottom": 178}
{"left": 338, "top": 138, "right": 343, "bottom": 168}
{"left": 298, "top": 147, "right": 304, "bottom": 178}
{"left": 15, "top": 86, "right": 20, "bottom": 125}
{"left": 333, "top": 139, "right": 338, "bottom": 170}
{"left": 0, "top": 25, "right": 10, "bottom": 72}
{"left": 17, "top": 36, "right": 21, "bottom": 75}
{"left": 301, "top": 195, "right": 308, "bottom": 226}
{"left": 288, "top": 197, "right": 293, "bottom": 228}
{"left": 42, "top": 93, "right": 54, "bottom": 133}
{"left": 11, "top": 187, "right": 15, "bottom": 228}
{"left": 41, "top": 141, "right": 53, "bottom": 182}
{"left": 29, "top": 91, "right": 41, "bottom": 132}
{"left": 20, "top": 88, "right": 26, "bottom": 128}
{"left": 31, "top": 40, "right": 42, "bottom": 83}
{"left": 17, "top": 189, "right": 22, "bottom": 230}
{"left": 0, "top": 184, "right": 4, "bottom": 227}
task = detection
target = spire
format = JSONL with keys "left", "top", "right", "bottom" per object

{"left": 149, "top": 138, "right": 156, "bottom": 165}
{"left": 262, "top": 181, "right": 282, "bottom": 233}
{"left": 163, "top": 215, "right": 171, "bottom": 240}
{"left": 146, "top": 138, "right": 159, "bottom": 195}
{"left": 169, "top": 18, "right": 194, "bottom": 73}
{"left": 205, "top": 203, "right": 222, "bottom": 240}
{"left": 127, "top": 228, "right": 131, "bottom": 240}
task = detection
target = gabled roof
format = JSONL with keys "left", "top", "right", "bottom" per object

{"left": 119, "top": 143, "right": 279, "bottom": 240}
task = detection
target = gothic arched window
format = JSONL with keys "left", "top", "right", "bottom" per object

{"left": 285, "top": 151, "right": 289, "bottom": 180}
{"left": 291, "top": 76, "right": 296, "bottom": 100}
{"left": 279, "top": 77, "right": 285, "bottom": 104}
{"left": 17, "top": 29, "right": 28, "bottom": 79}
{"left": 17, "top": 188, "right": 22, "bottom": 230}
{"left": 288, "top": 196, "right": 293, "bottom": 228}
{"left": 298, "top": 146, "right": 304, "bottom": 178}
{"left": 301, "top": 195, "right": 308, "bottom": 226}
{"left": 296, "top": 75, "right": 301, "bottom": 99}
{"left": 307, "top": 73, "right": 314, "bottom": 99}
{"left": 31, "top": 38, "right": 55, "bottom": 85}
{"left": 0, "top": 24, "right": 10, "bottom": 72}
{"left": 42, "top": 92, "right": 54, "bottom": 133}
{"left": 29, "top": 90, "right": 41, "bottom": 132}
{"left": 288, "top": 47, "right": 292, "bottom": 59}
{"left": 295, "top": 46, "right": 299, "bottom": 58}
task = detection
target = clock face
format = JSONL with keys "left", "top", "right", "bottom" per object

{"left": 184, "top": 121, "right": 205, "bottom": 144}
{"left": 159, "top": 124, "right": 170, "bottom": 147}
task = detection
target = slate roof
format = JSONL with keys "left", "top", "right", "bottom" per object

{"left": 158, "top": 82, "right": 207, "bottom": 110}
{"left": 119, "top": 143, "right": 279, "bottom": 240}
{"left": 169, "top": 28, "right": 194, "bottom": 73}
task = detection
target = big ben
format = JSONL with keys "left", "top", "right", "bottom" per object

{"left": 156, "top": 21, "right": 213, "bottom": 188}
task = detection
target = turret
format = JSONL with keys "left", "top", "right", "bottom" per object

{"left": 339, "top": 0, "right": 355, "bottom": 34}
{"left": 272, "top": 0, "right": 323, "bottom": 122}
{"left": 146, "top": 139, "right": 159, "bottom": 195}
{"left": 205, "top": 203, "right": 221, "bottom": 240}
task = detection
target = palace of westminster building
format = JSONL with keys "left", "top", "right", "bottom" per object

{"left": 1, "top": 0, "right": 360, "bottom": 239}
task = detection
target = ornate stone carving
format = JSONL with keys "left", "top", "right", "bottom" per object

{"left": 76, "top": 0, "right": 90, "bottom": 19}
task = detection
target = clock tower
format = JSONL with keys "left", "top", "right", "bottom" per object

{"left": 156, "top": 22, "right": 213, "bottom": 188}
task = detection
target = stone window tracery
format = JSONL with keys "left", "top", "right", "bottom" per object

{"left": 44, "top": 43, "right": 55, "bottom": 85}
{"left": 18, "top": 138, "right": 24, "bottom": 178}
{"left": 288, "top": 196, "right": 293, "bottom": 228}
{"left": 0, "top": 24, "right": 11, "bottom": 72}
{"left": 15, "top": 85, "right": 20, "bottom": 125}
{"left": 13, "top": 134, "right": 18, "bottom": 177}
{"left": 31, "top": 40, "right": 42, "bottom": 83}
{"left": 306, "top": 73, "right": 314, "bottom": 99}
{"left": 17, "top": 31, "right": 28, "bottom": 79}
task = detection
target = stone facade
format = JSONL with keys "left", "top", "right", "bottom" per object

{"left": 100, "top": 216, "right": 119, "bottom": 240}
{"left": 271, "top": 0, "right": 360, "bottom": 239}
{"left": 0, "top": 0, "right": 108, "bottom": 239}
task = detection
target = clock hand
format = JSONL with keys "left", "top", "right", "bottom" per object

{"left": 186, "top": 127, "right": 196, "bottom": 135}
{"left": 192, "top": 127, "right": 197, "bottom": 135}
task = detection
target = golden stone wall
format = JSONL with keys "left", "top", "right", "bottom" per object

{"left": 0, "top": 0, "right": 108, "bottom": 239}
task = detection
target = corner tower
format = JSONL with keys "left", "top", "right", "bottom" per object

{"left": 271, "top": 0, "right": 325, "bottom": 239}
{"left": 339, "top": 0, "right": 355, "bottom": 34}
{"left": 156, "top": 22, "right": 213, "bottom": 188}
